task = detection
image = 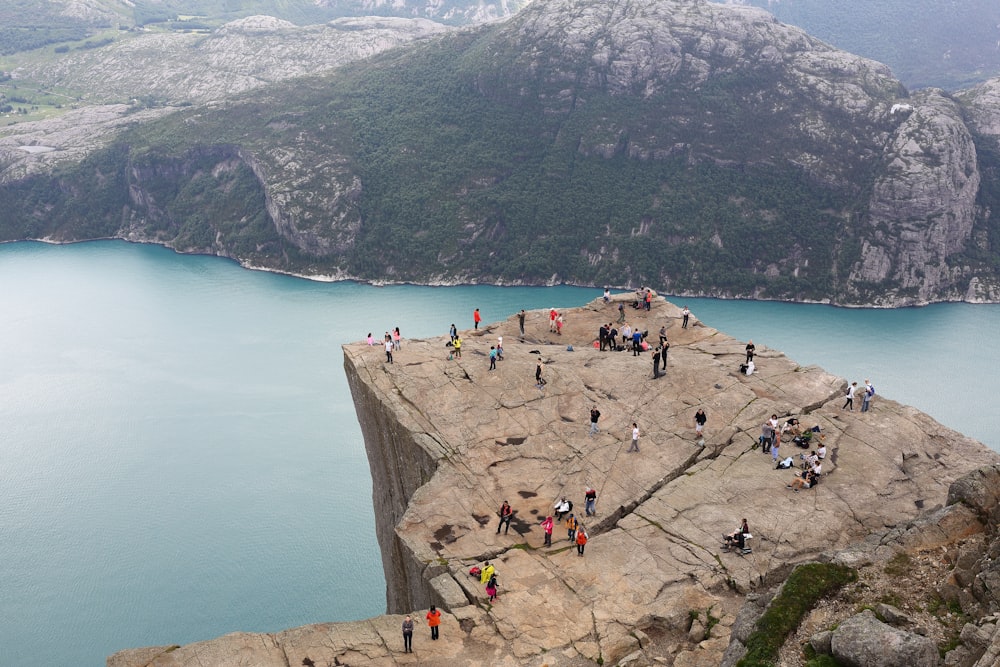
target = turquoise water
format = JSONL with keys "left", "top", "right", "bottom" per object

{"left": 0, "top": 240, "right": 997, "bottom": 666}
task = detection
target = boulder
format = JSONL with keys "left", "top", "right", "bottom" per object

{"left": 831, "top": 609, "right": 939, "bottom": 667}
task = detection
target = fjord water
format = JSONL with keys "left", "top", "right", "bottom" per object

{"left": 1, "top": 240, "right": 997, "bottom": 666}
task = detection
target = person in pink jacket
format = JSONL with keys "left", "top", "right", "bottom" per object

{"left": 540, "top": 515, "right": 554, "bottom": 547}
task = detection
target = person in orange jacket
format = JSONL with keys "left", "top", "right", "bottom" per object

{"left": 426, "top": 605, "right": 441, "bottom": 640}
{"left": 576, "top": 525, "right": 588, "bottom": 556}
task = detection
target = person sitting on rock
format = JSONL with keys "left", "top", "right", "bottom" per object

{"left": 801, "top": 451, "right": 818, "bottom": 471}
{"left": 816, "top": 443, "right": 827, "bottom": 460}
{"left": 723, "top": 519, "right": 749, "bottom": 549}
{"left": 788, "top": 470, "right": 818, "bottom": 491}
{"left": 554, "top": 497, "right": 571, "bottom": 521}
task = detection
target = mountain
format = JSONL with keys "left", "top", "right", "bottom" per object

{"left": 3, "top": 0, "right": 1000, "bottom": 306}
{"left": 727, "top": 0, "right": 1000, "bottom": 90}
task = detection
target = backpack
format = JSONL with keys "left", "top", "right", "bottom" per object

{"left": 868, "top": 384, "right": 875, "bottom": 396}
{"left": 469, "top": 566, "right": 481, "bottom": 578}
{"left": 487, "top": 574, "right": 497, "bottom": 588}
{"left": 566, "top": 500, "right": 573, "bottom": 512}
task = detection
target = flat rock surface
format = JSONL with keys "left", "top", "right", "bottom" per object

{"left": 111, "top": 295, "right": 998, "bottom": 666}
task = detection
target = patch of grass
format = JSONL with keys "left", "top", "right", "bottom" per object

{"left": 737, "top": 562, "right": 857, "bottom": 667}
{"left": 883, "top": 552, "right": 912, "bottom": 577}
{"left": 938, "top": 635, "right": 961, "bottom": 658}
{"left": 706, "top": 606, "right": 721, "bottom": 638}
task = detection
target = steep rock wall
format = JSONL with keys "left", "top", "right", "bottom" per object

{"left": 343, "top": 353, "right": 444, "bottom": 614}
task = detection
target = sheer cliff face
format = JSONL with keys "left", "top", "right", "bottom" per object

{"left": 850, "top": 91, "right": 982, "bottom": 305}
{"left": 343, "top": 353, "right": 441, "bottom": 614}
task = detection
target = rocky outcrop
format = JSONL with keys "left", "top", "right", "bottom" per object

{"left": 110, "top": 297, "right": 999, "bottom": 666}
{"left": 723, "top": 462, "right": 1000, "bottom": 666}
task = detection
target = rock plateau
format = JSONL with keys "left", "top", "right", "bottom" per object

{"left": 110, "top": 295, "right": 999, "bottom": 666}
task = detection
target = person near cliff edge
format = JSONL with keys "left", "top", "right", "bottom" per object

{"left": 497, "top": 500, "right": 513, "bottom": 535}
{"left": 681, "top": 306, "right": 690, "bottom": 328}
{"left": 402, "top": 615, "right": 414, "bottom": 653}
{"left": 426, "top": 605, "right": 441, "bottom": 640}
{"left": 745, "top": 340, "right": 755, "bottom": 363}
{"left": 843, "top": 381, "right": 857, "bottom": 411}
{"left": 862, "top": 379, "right": 875, "bottom": 412}
{"left": 575, "top": 525, "right": 588, "bottom": 556}
{"left": 384, "top": 337, "right": 393, "bottom": 364}
{"left": 473, "top": 308, "right": 482, "bottom": 330}
{"left": 518, "top": 309, "right": 526, "bottom": 336}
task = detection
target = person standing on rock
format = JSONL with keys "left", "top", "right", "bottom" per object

{"left": 599, "top": 323, "right": 608, "bottom": 351}
{"left": 485, "top": 572, "right": 498, "bottom": 603}
{"left": 681, "top": 306, "right": 690, "bottom": 328}
{"left": 541, "top": 515, "right": 554, "bottom": 546}
{"left": 549, "top": 308, "right": 558, "bottom": 332}
{"left": 584, "top": 487, "right": 597, "bottom": 516}
{"left": 566, "top": 513, "right": 578, "bottom": 541}
{"left": 745, "top": 340, "right": 755, "bottom": 363}
{"left": 473, "top": 308, "right": 482, "bottom": 330}
{"left": 449, "top": 323, "right": 457, "bottom": 342}
{"left": 402, "top": 615, "right": 414, "bottom": 653}
{"left": 393, "top": 327, "right": 401, "bottom": 351}
{"left": 843, "top": 381, "right": 857, "bottom": 411}
{"left": 497, "top": 500, "right": 513, "bottom": 535}
{"left": 589, "top": 407, "right": 601, "bottom": 436}
{"left": 489, "top": 346, "right": 497, "bottom": 371}
{"left": 518, "top": 309, "right": 526, "bottom": 336}
{"left": 652, "top": 346, "right": 662, "bottom": 379}
{"left": 453, "top": 335, "right": 462, "bottom": 359}
{"left": 496, "top": 336, "right": 503, "bottom": 360}
{"left": 628, "top": 423, "right": 640, "bottom": 453}
{"left": 575, "top": 525, "right": 588, "bottom": 556}
{"left": 385, "top": 337, "right": 394, "bottom": 364}
{"left": 535, "top": 359, "right": 545, "bottom": 388}
{"left": 862, "top": 379, "right": 875, "bottom": 412}
{"left": 617, "top": 302, "right": 625, "bottom": 324}
{"left": 426, "top": 605, "right": 441, "bottom": 640}
{"left": 694, "top": 408, "right": 707, "bottom": 442}
{"left": 659, "top": 325, "right": 667, "bottom": 348}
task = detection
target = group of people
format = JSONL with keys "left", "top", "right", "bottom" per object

{"left": 843, "top": 379, "right": 876, "bottom": 412}
{"left": 540, "top": 498, "right": 591, "bottom": 555}
{"left": 401, "top": 605, "right": 442, "bottom": 653}
{"left": 368, "top": 329, "right": 403, "bottom": 364}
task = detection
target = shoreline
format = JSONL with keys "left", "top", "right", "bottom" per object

{"left": 5, "top": 235, "right": 990, "bottom": 308}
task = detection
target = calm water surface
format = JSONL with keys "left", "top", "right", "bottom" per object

{"left": 0, "top": 240, "right": 997, "bottom": 666}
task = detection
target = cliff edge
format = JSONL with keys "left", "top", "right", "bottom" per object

{"left": 110, "top": 296, "right": 999, "bottom": 666}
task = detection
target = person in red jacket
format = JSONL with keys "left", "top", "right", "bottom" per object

{"left": 576, "top": 526, "right": 588, "bottom": 556}
{"left": 473, "top": 308, "right": 481, "bottom": 330}
{"left": 426, "top": 605, "right": 441, "bottom": 640}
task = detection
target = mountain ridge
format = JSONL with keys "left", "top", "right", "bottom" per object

{"left": 3, "top": 0, "right": 1000, "bottom": 305}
